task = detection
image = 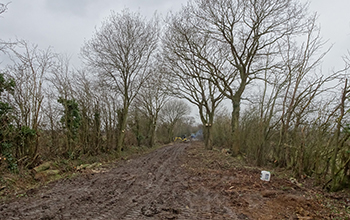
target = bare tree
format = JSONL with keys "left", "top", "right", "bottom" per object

{"left": 275, "top": 16, "right": 335, "bottom": 170}
{"left": 46, "top": 54, "right": 76, "bottom": 155}
{"left": 42, "top": 90, "right": 61, "bottom": 156}
{"left": 81, "top": 9, "right": 159, "bottom": 153}
{"left": 231, "top": 13, "right": 344, "bottom": 182}
{"left": 134, "top": 63, "right": 170, "bottom": 148}
{"left": 169, "top": 0, "right": 310, "bottom": 154}
{"left": 72, "top": 69, "right": 102, "bottom": 155}
{"left": 324, "top": 53, "right": 350, "bottom": 190}
{"left": 159, "top": 99, "right": 191, "bottom": 143}
{"left": 240, "top": 49, "right": 284, "bottom": 166}
{"left": 97, "top": 85, "right": 119, "bottom": 152}
{"left": 163, "top": 10, "right": 225, "bottom": 149}
{"left": 329, "top": 79, "right": 349, "bottom": 190}
{"left": 6, "top": 40, "right": 56, "bottom": 164}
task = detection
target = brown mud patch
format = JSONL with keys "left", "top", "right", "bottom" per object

{"left": 0, "top": 142, "right": 348, "bottom": 219}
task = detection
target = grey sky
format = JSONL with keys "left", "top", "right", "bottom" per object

{"left": 0, "top": 0, "right": 349, "bottom": 71}
{"left": 0, "top": 0, "right": 187, "bottom": 66}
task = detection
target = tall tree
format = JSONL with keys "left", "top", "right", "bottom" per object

{"left": 7, "top": 41, "right": 55, "bottom": 162}
{"left": 72, "top": 69, "right": 101, "bottom": 155}
{"left": 169, "top": 0, "right": 310, "bottom": 154}
{"left": 46, "top": 54, "right": 75, "bottom": 155}
{"left": 82, "top": 9, "right": 159, "bottom": 153}
{"left": 163, "top": 10, "right": 225, "bottom": 149}
{"left": 327, "top": 53, "right": 350, "bottom": 190}
{"left": 135, "top": 64, "right": 170, "bottom": 147}
{"left": 275, "top": 16, "right": 334, "bottom": 169}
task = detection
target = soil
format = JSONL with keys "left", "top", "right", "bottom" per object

{"left": 0, "top": 142, "right": 349, "bottom": 219}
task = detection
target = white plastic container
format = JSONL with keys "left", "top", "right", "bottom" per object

{"left": 260, "top": 171, "right": 271, "bottom": 181}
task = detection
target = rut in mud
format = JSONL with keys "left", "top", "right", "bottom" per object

{"left": 0, "top": 142, "right": 347, "bottom": 219}
{"left": 0, "top": 143, "right": 240, "bottom": 220}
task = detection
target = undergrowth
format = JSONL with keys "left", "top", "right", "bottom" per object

{"left": 0, "top": 144, "right": 163, "bottom": 202}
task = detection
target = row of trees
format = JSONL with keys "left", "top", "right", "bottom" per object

{"left": 0, "top": 8, "right": 195, "bottom": 171}
{"left": 0, "top": 41, "right": 195, "bottom": 164}
{"left": 161, "top": 0, "right": 350, "bottom": 191}
{"left": 1, "top": 0, "right": 350, "bottom": 190}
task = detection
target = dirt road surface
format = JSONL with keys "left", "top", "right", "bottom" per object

{"left": 0, "top": 142, "right": 347, "bottom": 219}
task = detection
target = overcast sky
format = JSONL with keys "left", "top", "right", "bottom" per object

{"left": 0, "top": 0, "right": 349, "bottom": 71}
{"left": 0, "top": 0, "right": 187, "bottom": 67}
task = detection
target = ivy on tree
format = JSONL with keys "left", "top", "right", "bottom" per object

{"left": 0, "top": 73, "right": 17, "bottom": 171}
{"left": 58, "top": 97, "right": 81, "bottom": 156}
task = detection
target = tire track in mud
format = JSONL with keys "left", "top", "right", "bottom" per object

{"left": 0, "top": 143, "right": 240, "bottom": 220}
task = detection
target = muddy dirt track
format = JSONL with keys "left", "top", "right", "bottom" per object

{"left": 0, "top": 142, "right": 347, "bottom": 219}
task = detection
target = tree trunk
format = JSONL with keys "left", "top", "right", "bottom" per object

{"left": 204, "top": 124, "right": 213, "bottom": 150}
{"left": 148, "top": 121, "right": 156, "bottom": 148}
{"left": 231, "top": 99, "right": 241, "bottom": 155}
{"left": 167, "top": 123, "right": 175, "bottom": 143}
{"left": 331, "top": 79, "right": 347, "bottom": 190}
{"left": 116, "top": 106, "right": 129, "bottom": 154}
{"left": 297, "top": 126, "right": 306, "bottom": 178}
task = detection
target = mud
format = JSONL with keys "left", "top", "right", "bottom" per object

{"left": 0, "top": 142, "right": 347, "bottom": 219}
